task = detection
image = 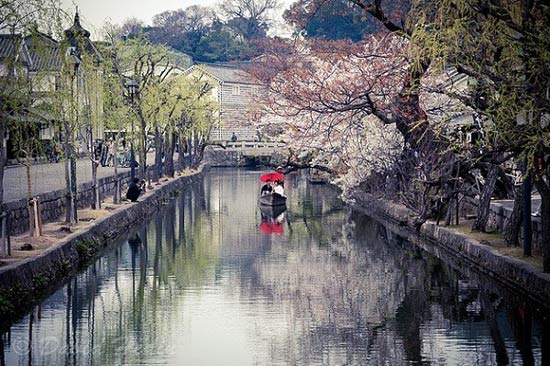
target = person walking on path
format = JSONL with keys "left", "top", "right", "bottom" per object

{"left": 106, "top": 139, "right": 115, "bottom": 167}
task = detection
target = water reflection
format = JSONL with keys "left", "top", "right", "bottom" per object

{"left": 1, "top": 169, "right": 547, "bottom": 365}
{"left": 259, "top": 205, "right": 286, "bottom": 234}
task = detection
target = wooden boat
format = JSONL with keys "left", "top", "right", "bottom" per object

{"left": 259, "top": 203, "right": 287, "bottom": 218}
{"left": 259, "top": 193, "right": 287, "bottom": 207}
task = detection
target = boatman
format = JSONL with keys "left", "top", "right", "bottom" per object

{"left": 276, "top": 166, "right": 285, "bottom": 186}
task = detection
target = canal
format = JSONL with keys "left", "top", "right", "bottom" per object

{"left": 1, "top": 169, "right": 548, "bottom": 365}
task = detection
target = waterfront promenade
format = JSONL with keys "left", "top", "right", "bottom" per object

{"left": 3, "top": 159, "right": 129, "bottom": 203}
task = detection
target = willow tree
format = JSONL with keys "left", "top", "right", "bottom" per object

{"left": 99, "top": 43, "right": 132, "bottom": 203}
{"left": 115, "top": 37, "right": 178, "bottom": 182}
{"left": 76, "top": 44, "right": 104, "bottom": 209}
{"left": 171, "top": 75, "right": 218, "bottom": 171}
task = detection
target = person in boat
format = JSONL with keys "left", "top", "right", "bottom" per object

{"left": 261, "top": 180, "right": 273, "bottom": 196}
{"left": 273, "top": 179, "right": 285, "bottom": 198}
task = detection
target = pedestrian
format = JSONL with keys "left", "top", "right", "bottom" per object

{"left": 231, "top": 132, "right": 237, "bottom": 142}
{"left": 126, "top": 178, "right": 145, "bottom": 202}
{"left": 100, "top": 140, "right": 108, "bottom": 167}
{"left": 106, "top": 139, "right": 115, "bottom": 167}
{"left": 53, "top": 143, "right": 62, "bottom": 162}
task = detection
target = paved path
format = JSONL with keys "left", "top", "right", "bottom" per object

{"left": 2, "top": 151, "right": 169, "bottom": 203}
{"left": 3, "top": 159, "right": 130, "bottom": 203}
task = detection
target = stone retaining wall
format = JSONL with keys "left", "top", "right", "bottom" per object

{"left": 3, "top": 172, "right": 132, "bottom": 236}
{"left": 204, "top": 147, "right": 286, "bottom": 167}
{"left": 351, "top": 191, "right": 550, "bottom": 307}
{"left": 0, "top": 168, "right": 204, "bottom": 327}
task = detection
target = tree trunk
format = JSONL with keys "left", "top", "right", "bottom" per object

{"left": 191, "top": 133, "right": 201, "bottom": 169}
{"left": 534, "top": 177, "right": 550, "bottom": 273}
{"left": 472, "top": 164, "right": 499, "bottom": 232}
{"left": 177, "top": 135, "right": 186, "bottom": 172}
{"left": 24, "top": 147, "right": 36, "bottom": 236}
{"left": 64, "top": 138, "right": 71, "bottom": 223}
{"left": 163, "top": 132, "right": 175, "bottom": 178}
{"left": 0, "top": 120, "right": 6, "bottom": 209}
{"left": 137, "top": 108, "right": 147, "bottom": 180}
{"left": 91, "top": 158, "right": 100, "bottom": 209}
{"left": 504, "top": 184, "right": 523, "bottom": 247}
{"left": 187, "top": 136, "right": 193, "bottom": 169}
{"left": 113, "top": 138, "right": 121, "bottom": 204}
{"left": 413, "top": 185, "right": 431, "bottom": 230}
{"left": 153, "top": 125, "right": 162, "bottom": 182}
{"left": 88, "top": 127, "right": 100, "bottom": 210}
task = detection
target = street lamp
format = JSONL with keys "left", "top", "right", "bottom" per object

{"left": 125, "top": 79, "right": 138, "bottom": 182}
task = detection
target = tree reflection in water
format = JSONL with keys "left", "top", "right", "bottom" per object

{"left": 0, "top": 169, "right": 547, "bottom": 366}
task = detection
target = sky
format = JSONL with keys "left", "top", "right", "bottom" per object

{"left": 60, "top": 0, "right": 295, "bottom": 40}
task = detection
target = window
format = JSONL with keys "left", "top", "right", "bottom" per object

{"left": 231, "top": 85, "right": 240, "bottom": 95}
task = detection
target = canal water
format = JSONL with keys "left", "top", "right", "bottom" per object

{"left": 1, "top": 169, "right": 548, "bottom": 365}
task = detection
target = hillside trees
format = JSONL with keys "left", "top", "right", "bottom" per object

{"left": 284, "top": 0, "right": 403, "bottom": 40}
{"left": 120, "top": 0, "right": 281, "bottom": 63}
{"left": 219, "top": 0, "right": 279, "bottom": 40}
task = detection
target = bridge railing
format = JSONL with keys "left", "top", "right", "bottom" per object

{"left": 221, "top": 141, "right": 286, "bottom": 150}
{"left": 208, "top": 140, "right": 286, "bottom": 156}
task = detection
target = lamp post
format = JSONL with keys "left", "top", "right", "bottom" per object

{"left": 125, "top": 79, "right": 138, "bottom": 182}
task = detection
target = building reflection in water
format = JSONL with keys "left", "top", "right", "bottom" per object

{"left": 0, "top": 169, "right": 547, "bottom": 366}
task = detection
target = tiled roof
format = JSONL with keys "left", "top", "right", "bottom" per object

{"left": 24, "top": 33, "right": 62, "bottom": 71}
{"left": 198, "top": 63, "right": 256, "bottom": 85}
{"left": 0, "top": 34, "right": 31, "bottom": 66}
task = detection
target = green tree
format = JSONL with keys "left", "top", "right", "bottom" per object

{"left": 194, "top": 20, "right": 247, "bottom": 62}
{"left": 284, "top": 0, "right": 381, "bottom": 41}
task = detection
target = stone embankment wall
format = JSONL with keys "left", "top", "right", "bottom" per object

{"left": 3, "top": 172, "right": 132, "bottom": 236}
{"left": 204, "top": 147, "right": 286, "bottom": 167}
{"left": 351, "top": 191, "right": 550, "bottom": 307}
{"left": 204, "top": 149, "right": 250, "bottom": 167}
{"left": 0, "top": 169, "right": 204, "bottom": 327}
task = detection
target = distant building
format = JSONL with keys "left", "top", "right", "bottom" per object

{"left": 184, "top": 62, "right": 262, "bottom": 141}
{"left": 0, "top": 12, "right": 104, "bottom": 159}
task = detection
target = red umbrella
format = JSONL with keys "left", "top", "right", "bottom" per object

{"left": 259, "top": 172, "right": 284, "bottom": 183}
{"left": 260, "top": 221, "right": 284, "bottom": 234}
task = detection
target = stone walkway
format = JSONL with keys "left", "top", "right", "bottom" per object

{"left": 3, "top": 159, "right": 130, "bottom": 203}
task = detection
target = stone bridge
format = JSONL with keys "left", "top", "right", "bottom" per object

{"left": 205, "top": 140, "right": 287, "bottom": 167}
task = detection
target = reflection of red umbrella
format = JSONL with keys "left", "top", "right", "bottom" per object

{"left": 259, "top": 172, "right": 284, "bottom": 183}
{"left": 260, "top": 221, "right": 284, "bottom": 234}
